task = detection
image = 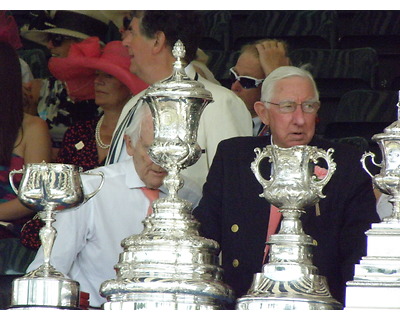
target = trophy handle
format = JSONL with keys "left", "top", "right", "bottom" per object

{"left": 251, "top": 147, "right": 273, "bottom": 197}
{"left": 312, "top": 148, "right": 337, "bottom": 191}
{"left": 81, "top": 171, "right": 105, "bottom": 203}
{"left": 9, "top": 169, "right": 24, "bottom": 195}
{"left": 360, "top": 151, "right": 381, "bottom": 178}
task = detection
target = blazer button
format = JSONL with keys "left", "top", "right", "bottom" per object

{"left": 231, "top": 224, "right": 239, "bottom": 233}
{"left": 232, "top": 259, "right": 239, "bottom": 268}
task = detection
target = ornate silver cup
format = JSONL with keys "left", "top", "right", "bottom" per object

{"left": 361, "top": 102, "right": 400, "bottom": 222}
{"left": 346, "top": 93, "right": 400, "bottom": 310}
{"left": 236, "top": 144, "right": 342, "bottom": 310}
{"left": 100, "top": 40, "right": 234, "bottom": 310}
{"left": 8, "top": 162, "right": 104, "bottom": 309}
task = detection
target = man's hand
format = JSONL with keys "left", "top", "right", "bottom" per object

{"left": 256, "top": 40, "right": 290, "bottom": 76}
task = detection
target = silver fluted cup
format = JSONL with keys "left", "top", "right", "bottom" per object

{"left": 100, "top": 40, "right": 234, "bottom": 310}
{"left": 8, "top": 162, "right": 104, "bottom": 309}
{"left": 236, "top": 144, "right": 342, "bottom": 310}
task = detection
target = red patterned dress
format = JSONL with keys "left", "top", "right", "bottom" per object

{"left": 56, "top": 116, "right": 105, "bottom": 171}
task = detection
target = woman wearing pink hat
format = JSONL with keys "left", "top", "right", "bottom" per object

{"left": 52, "top": 36, "right": 148, "bottom": 171}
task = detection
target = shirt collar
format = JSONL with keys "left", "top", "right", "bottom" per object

{"left": 123, "top": 158, "right": 167, "bottom": 194}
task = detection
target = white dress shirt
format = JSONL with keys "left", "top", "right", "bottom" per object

{"left": 27, "top": 159, "right": 202, "bottom": 308}
{"left": 105, "top": 63, "right": 252, "bottom": 189}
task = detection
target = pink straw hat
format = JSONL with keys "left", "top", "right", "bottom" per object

{"left": 49, "top": 36, "right": 148, "bottom": 98}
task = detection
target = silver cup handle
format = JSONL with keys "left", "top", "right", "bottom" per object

{"left": 81, "top": 171, "right": 105, "bottom": 203}
{"left": 312, "top": 148, "right": 336, "bottom": 189}
{"left": 360, "top": 151, "right": 381, "bottom": 178}
{"left": 9, "top": 169, "right": 24, "bottom": 195}
{"left": 251, "top": 147, "right": 273, "bottom": 197}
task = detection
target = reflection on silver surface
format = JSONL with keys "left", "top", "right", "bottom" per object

{"left": 9, "top": 163, "right": 103, "bottom": 309}
{"left": 236, "top": 145, "right": 342, "bottom": 310}
{"left": 347, "top": 92, "right": 400, "bottom": 310}
{"left": 100, "top": 40, "right": 234, "bottom": 310}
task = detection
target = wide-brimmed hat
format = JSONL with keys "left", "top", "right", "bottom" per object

{"left": 49, "top": 36, "right": 148, "bottom": 96}
{"left": 20, "top": 10, "right": 109, "bottom": 46}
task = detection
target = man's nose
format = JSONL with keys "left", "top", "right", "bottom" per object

{"left": 231, "top": 80, "right": 241, "bottom": 93}
{"left": 292, "top": 104, "right": 306, "bottom": 125}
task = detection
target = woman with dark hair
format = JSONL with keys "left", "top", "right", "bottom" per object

{"left": 0, "top": 41, "right": 52, "bottom": 238}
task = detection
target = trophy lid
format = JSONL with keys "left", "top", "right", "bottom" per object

{"left": 143, "top": 40, "right": 213, "bottom": 101}
{"left": 372, "top": 91, "right": 400, "bottom": 141}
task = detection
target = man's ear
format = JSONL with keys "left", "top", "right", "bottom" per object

{"left": 254, "top": 101, "right": 270, "bottom": 125}
{"left": 152, "top": 31, "right": 166, "bottom": 54}
{"left": 124, "top": 135, "right": 135, "bottom": 157}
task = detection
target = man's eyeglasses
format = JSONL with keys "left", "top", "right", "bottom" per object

{"left": 229, "top": 68, "right": 264, "bottom": 89}
{"left": 266, "top": 101, "right": 320, "bottom": 114}
{"left": 47, "top": 34, "right": 75, "bottom": 47}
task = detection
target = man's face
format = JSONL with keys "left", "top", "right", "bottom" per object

{"left": 255, "top": 76, "right": 317, "bottom": 148}
{"left": 122, "top": 17, "right": 155, "bottom": 84}
{"left": 231, "top": 51, "right": 264, "bottom": 118}
{"left": 125, "top": 118, "right": 167, "bottom": 189}
{"left": 94, "top": 71, "right": 131, "bottom": 109}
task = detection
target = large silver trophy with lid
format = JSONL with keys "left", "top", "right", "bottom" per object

{"left": 8, "top": 162, "right": 104, "bottom": 309}
{"left": 100, "top": 40, "right": 234, "bottom": 310}
{"left": 346, "top": 92, "right": 400, "bottom": 310}
{"left": 236, "top": 144, "right": 343, "bottom": 310}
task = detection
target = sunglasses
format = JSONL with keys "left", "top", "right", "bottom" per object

{"left": 47, "top": 34, "right": 75, "bottom": 47}
{"left": 122, "top": 16, "right": 132, "bottom": 31}
{"left": 229, "top": 68, "right": 264, "bottom": 89}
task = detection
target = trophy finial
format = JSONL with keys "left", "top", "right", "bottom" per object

{"left": 172, "top": 39, "right": 186, "bottom": 61}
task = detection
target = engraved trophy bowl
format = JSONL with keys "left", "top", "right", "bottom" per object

{"left": 361, "top": 102, "right": 400, "bottom": 222}
{"left": 8, "top": 162, "right": 104, "bottom": 309}
{"left": 100, "top": 40, "right": 235, "bottom": 310}
{"left": 236, "top": 144, "right": 342, "bottom": 310}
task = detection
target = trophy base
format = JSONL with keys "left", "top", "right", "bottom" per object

{"left": 346, "top": 280, "right": 400, "bottom": 309}
{"left": 103, "top": 291, "right": 231, "bottom": 310}
{"left": 236, "top": 295, "right": 342, "bottom": 310}
{"left": 236, "top": 270, "right": 342, "bottom": 310}
{"left": 10, "top": 275, "right": 80, "bottom": 309}
{"left": 345, "top": 221, "right": 400, "bottom": 309}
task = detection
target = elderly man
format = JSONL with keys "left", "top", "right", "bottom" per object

{"left": 106, "top": 11, "right": 252, "bottom": 189}
{"left": 230, "top": 39, "right": 290, "bottom": 136}
{"left": 193, "top": 66, "right": 380, "bottom": 306}
{"left": 27, "top": 105, "right": 201, "bottom": 308}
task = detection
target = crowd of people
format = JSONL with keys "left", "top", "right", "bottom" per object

{"left": 0, "top": 10, "right": 391, "bottom": 309}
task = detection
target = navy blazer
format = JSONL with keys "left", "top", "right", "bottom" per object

{"left": 193, "top": 135, "right": 380, "bottom": 306}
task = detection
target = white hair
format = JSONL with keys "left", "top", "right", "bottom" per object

{"left": 124, "top": 102, "right": 152, "bottom": 146}
{"left": 261, "top": 66, "right": 319, "bottom": 104}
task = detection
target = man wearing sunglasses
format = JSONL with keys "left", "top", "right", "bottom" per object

{"left": 230, "top": 39, "right": 290, "bottom": 136}
{"left": 193, "top": 66, "right": 380, "bottom": 307}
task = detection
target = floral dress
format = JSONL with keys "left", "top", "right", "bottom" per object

{"left": 37, "top": 77, "right": 101, "bottom": 148}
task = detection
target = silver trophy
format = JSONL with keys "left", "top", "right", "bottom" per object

{"left": 8, "top": 162, "right": 104, "bottom": 309}
{"left": 236, "top": 144, "right": 342, "bottom": 310}
{"left": 100, "top": 40, "right": 234, "bottom": 310}
{"left": 347, "top": 92, "right": 400, "bottom": 309}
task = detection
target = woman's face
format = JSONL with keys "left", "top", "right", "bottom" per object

{"left": 94, "top": 71, "right": 131, "bottom": 109}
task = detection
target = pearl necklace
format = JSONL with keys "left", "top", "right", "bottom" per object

{"left": 95, "top": 115, "right": 110, "bottom": 149}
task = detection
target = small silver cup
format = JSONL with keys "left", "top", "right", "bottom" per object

{"left": 9, "top": 162, "right": 104, "bottom": 309}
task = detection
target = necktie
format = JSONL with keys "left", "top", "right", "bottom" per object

{"left": 262, "top": 205, "right": 282, "bottom": 264}
{"left": 140, "top": 187, "right": 160, "bottom": 216}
